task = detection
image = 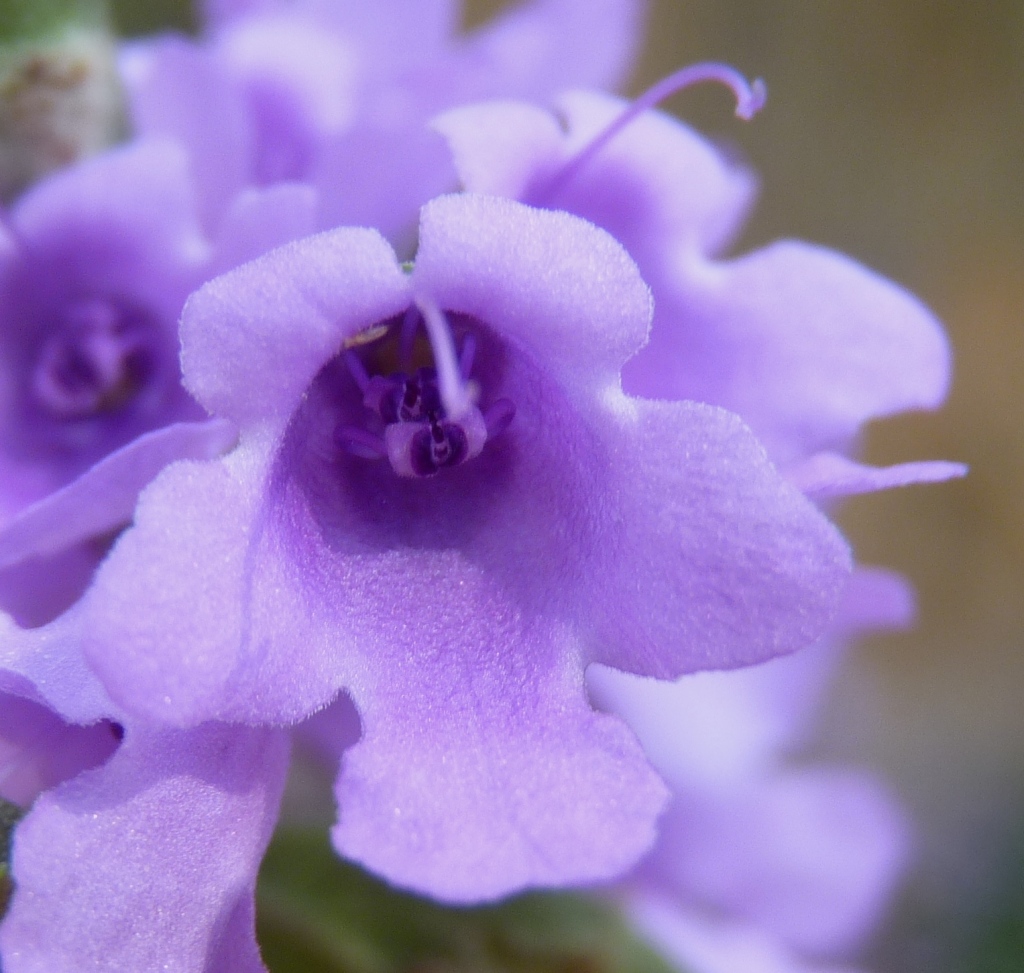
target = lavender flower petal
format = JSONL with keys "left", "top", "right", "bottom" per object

{"left": 0, "top": 420, "right": 236, "bottom": 570}
{"left": 578, "top": 400, "right": 850, "bottom": 678}
{"left": 0, "top": 722, "right": 289, "bottom": 973}
{"left": 638, "top": 240, "right": 951, "bottom": 463}
{"left": 120, "top": 37, "right": 251, "bottom": 232}
{"left": 433, "top": 92, "right": 952, "bottom": 466}
{"left": 208, "top": 182, "right": 319, "bottom": 276}
{"left": 629, "top": 897, "right": 864, "bottom": 973}
{"left": 333, "top": 623, "right": 668, "bottom": 901}
{"left": 650, "top": 768, "right": 911, "bottom": 957}
{"left": 181, "top": 228, "right": 411, "bottom": 428}
{"left": 788, "top": 451, "right": 968, "bottom": 500}
{"left": 0, "top": 692, "right": 118, "bottom": 807}
{"left": 0, "top": 609, "right": 116, "bottom": 724}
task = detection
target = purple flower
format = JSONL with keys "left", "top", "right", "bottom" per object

{"left": 121, "top": 0, "right": 647, "bottom": 242}
{"left": 0, "top": 601, "right": 289, "bottom": 973}
{"left": 0, "top": 138, "right": 337, "bottom": 626}
{"left": 0, "top": 692, "right": 118, "bottom": 808}
{"left": 0, "top": 139, "right": 224, "bottom": 621}
{"left": 0, "top": 140, "right": 335, "bottom": 971}
{"left": 429, "top": 71, "right": 960, "bottom": 965}
{"left": 1, "top": 717, "right": 288, "bottom": 973}
{"left": 75, "top": 192, "right": 849, "bottom": 901}
{"left": 433, "top": 77, "right": 965, "bottom": 485}
{"left": 0, "top": 140, "right": 204, "bottom": 504}
{"left": 591, "top": 568, "right": 914, "bottom": 973}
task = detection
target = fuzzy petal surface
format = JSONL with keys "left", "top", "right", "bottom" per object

{"left": 333, "top": 620, "right": 667, "bottom": 902}
{"left": 182, "top": 227, "right": 410, "bottom": 427}
{"left": 411, "top": 193, "right": 650, "bottom": 391}
{"left": 0, "top": 609, "right": 116, "bottom": 724}
{"left": 579, "top": 399, "right": 850, "bottom": 678}
{"left": 79, "top": 448, "right": 337, "bottom": 726}
{"left": 0, "top": 420, "right": 236, "bottom": 570}
{"left": 0, "top": 722, "right": 289, "bottom": 973}
{"left": 628, "top": 241, "right": 952, "bottom": 464}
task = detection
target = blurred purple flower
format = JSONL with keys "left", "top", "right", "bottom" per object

{"left": 431, "top": 73, "right": 962, "bottom": 969}
{"left": 74, "top": 192, "right": 848, "bottom": 901}
{"left": 434, "top": 79, "right": 965, "bottom": 484}
{"left": 0, "top": 138, "right": 338, "bottom": 627}
{"left": 591, "top": 568, "right": 914, "bottom": 973}
{"left": 0, "top": 138, "right": 234, "bottom": 626}
{"left": 121, "top": 0, "right": 647, "bottom": 244}
{"left": 0, "top": 136, "right": 327, "bottom": 973}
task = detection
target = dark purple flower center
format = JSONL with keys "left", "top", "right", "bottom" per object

{"left": 31, "top": 296, "right": 157, "bottom": 421}
{"left": 334, "top": 304, "right": 514, "bottom": 479}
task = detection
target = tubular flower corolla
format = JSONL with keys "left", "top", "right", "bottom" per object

{"left": 74, "top": 192, "right": 850, "bottom": 902}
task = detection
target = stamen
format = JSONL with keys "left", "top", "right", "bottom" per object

{"left": 537, "top": 62, "right": 767, "bottom": 202}
{"left": 335, "top": 424, "right": 387, "bottom": 459}
{"left": 459, "top": 333, "right": 477, "bottom": 380}
{"left": 343, "top": 350, "right": 371, "bottom": 392}
{"left": 398, "top": 304, "right": 420, "bottom": 368}
{"left": 415, "top": 297, "right": 472, "bottom": 420}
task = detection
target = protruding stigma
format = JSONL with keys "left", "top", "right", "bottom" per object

{"left": 539, "top": 61, "right": 767, "bottom": 201}
{"left": 414, "top": 296, "right": 473, "bottom": 420}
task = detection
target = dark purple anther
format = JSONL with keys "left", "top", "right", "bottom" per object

{"left": 409, "top": 419, "right": 469, "bottom": 476}
{"left": 362, "top": 369, "right": 441, "bottom": 425}
{"left": 31, "top": 297, "right": 155, "bottom": 420}
{"left": 336, "top": 307, "right": 514, "bottom": 478}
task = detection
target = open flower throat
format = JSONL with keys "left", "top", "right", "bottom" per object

{"left": 31, "top": 295, "right": 158, "bottom": 421}
{"left": 335, "top": 301, "right": 515, "bottom": 478}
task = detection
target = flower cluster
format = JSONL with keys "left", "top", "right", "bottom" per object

{"left": 0, "top": 1, "right": 963, "bottom": 971}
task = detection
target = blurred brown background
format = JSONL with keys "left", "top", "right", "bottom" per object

{"left": 627, "top": 5, "right": 1024, "bottom": 969}
{"left": 110, "top": 1, "right": 1024, "bottom": 968}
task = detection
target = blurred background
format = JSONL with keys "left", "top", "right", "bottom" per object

{"left": 103, "top": 0, "right": 1024, "bottom": 968}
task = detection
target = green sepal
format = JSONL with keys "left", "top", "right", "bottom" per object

{"left": 257, "top": 828, "right": 683, "bottom": 973}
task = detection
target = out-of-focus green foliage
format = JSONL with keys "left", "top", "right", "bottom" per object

{"left": 109, "top": 0, "right": 194, "bottom": 35}
{"left": 0, "top": 0, "right": 108, "bottom": 41}
{"left": 955, "top": 834, "right": 1024, "bottom": 973}
{"left": 257, "top": 828, "right": 681, "bottom": 973}
{"left": 0, "top": 799, "right": 25, "bottom": 920}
